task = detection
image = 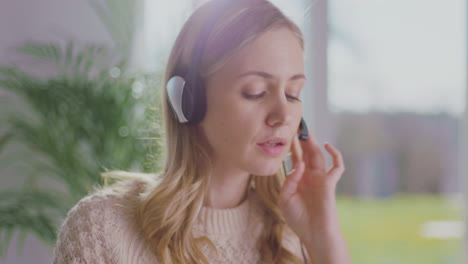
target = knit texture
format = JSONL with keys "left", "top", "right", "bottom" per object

{"left": 53, "top": 178, "right": 307, "bottom": 263}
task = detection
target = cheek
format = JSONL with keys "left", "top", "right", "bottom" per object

{"left": 211, "top": 117, "right": 257, "bottom": 158}
{"left": 203, "top": 91, "right": 261, "bottom": 147}
{"left": 203, "top": 113, "right": 245, "bottom": 151}
{"left": 292, "top": 115, "right": 302, "bottom": 135}
{"left": 217, "top": 115, "right": 254, "bottom": 146}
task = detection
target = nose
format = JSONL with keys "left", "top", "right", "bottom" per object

{"left": 266, "top": 93, "right": 293, "bottom": 128}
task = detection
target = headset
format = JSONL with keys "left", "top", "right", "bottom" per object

{"left": 165, "top": 1, "right": 309, "bottom": 262}
{"left": 282, "top": 118, "right": 308, "bottom": 175}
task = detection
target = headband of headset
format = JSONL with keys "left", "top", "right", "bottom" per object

{"left": 166, "top": 0, "right": 234, "bottom": 125}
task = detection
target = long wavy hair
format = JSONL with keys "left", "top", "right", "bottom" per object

{"left": 113, "top": 0, "right": 306, "bottom": 263}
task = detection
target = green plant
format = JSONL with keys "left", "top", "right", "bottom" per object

{"left": 0, "top": 0, "right": 167, "bottom": 257}
{"left": 0, "top": 41, "right": 164, "bottom": 256}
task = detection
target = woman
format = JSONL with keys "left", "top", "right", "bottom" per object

{"left": 53, "top": 0, "right": 351, "bottom": 263}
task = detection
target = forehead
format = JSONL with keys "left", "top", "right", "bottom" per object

{"left": 214, "top": 27, "right": 305, "bottom": 81}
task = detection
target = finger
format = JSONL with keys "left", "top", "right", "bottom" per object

{"left": 299, "top": 128, "right": 326, "bottom": 170}
{"left": 302, "top": 127, "right": 325, "bottom": 160}
{"left": 324, "top": 142, "right": 345, "bottom": 175}
{"left": 279, "top": 161, "right": 305, "bottom": 203}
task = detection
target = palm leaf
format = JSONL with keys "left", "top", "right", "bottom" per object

{"left": 0, "top": 189, "right": 70, "bottom": 255}
{"left": 0, "top": 43, "right": 164, "bottom": 257}
{"left": 0, "top": 0, "right": 163, "bottom": 258}
{"left": 16, "top": 43, "right": 61, "bottom": 66}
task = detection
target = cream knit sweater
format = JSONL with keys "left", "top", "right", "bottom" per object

{"left": 53, "top": 178, "right": 306, "bottom": 263}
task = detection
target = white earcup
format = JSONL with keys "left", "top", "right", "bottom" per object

{"left": 166, "top": 76, "right": 189, "bottom": 123}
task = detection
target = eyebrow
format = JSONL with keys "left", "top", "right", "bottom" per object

{"left": 236, "top": 71, "right": 307, "bottom": 81}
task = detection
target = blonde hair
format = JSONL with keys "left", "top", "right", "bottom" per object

{"left": 105, "top": 0, "right": 306, "bottom": 263}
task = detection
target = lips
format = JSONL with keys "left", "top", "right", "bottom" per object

{"left": 257, "top": 137, "right": 287, "bottom": 157}
{"left": 257, "top": 137, "right": 287, "bottom": 145}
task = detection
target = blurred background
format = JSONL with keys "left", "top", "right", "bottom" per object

{"left": 0, "top": 0, "right": 466, "bottom": 263}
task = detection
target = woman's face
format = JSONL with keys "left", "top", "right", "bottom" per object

{"left": 200, "top": 27, "right": 305, "bottom": 176}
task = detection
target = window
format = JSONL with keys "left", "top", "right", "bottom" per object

{"left": 328, "top": 0, "right": 466, "bottom": 263}
{"left": 329, "top": 0, "right": 465, "bottom": 115}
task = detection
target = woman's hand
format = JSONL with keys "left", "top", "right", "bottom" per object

{"left": 277, "top": 129, "right": 352, "bottom": 263}
{"left": 277, "top": 128, "right": 346, "bottom": 241}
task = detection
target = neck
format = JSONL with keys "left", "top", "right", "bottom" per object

{"left": 204, "top": 164, "right": 252, "bottom": 209}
